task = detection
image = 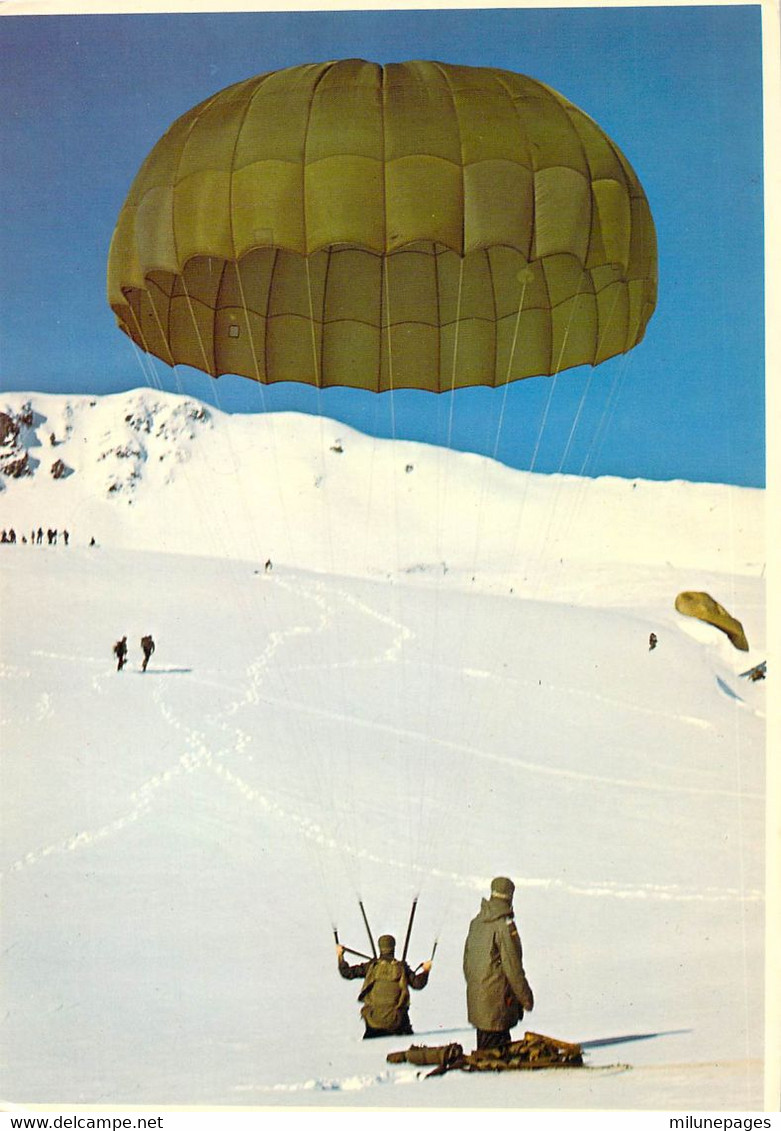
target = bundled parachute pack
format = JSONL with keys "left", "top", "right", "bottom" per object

{"left": 387, "top": 1031, "right": 584, "bottom": 1077}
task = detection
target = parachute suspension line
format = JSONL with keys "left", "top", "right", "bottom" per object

{"left": 523, "top": 346, "right": 637, "bottom": 604}
{"left": 464, "top": 269, "right": 531, "bottom": 578}
{"left": 571, "top": 287, "right": 628, "bottom": 481}
{"left": 124, "top": 303, "right": 166, "bottom": 394}
{"left": 445, "top": 272, "right": 535, "bottom": 817}
{"left": 492, "top": 273, "right": 530, "bottom": 462}
{"left": 142, "top": 267, "right": 281, "bottom": 720}
{"left": 143, "top": 287, "right": 177, "bottom": 373}
{"left": 579, "top": 349, "right": 633, "bottom": 479}
{"left": 229, "top": 261, "right": 332, "bottom": 834}
{"left": 234, "top": 259, "right": 265, "bottom": 393}
{"left": 126, "top": 286, "right": 259, "bottom": 628}
{"left": 530, "top": 278, "right": 588, "bottom": 476}
{"left": 410, "top": 252, "right": 468, "bottom": 892}
{"left": 537, "top": 286, "right": 628, "bottom": 580}
{"left": 383, "top": 253, "right": 424, "bottom": 889}
{"left": 527, "top": 377, "right": 599, "bottom": 605}
{"left": 233, "top": 258, "right": 299, "bottom": 576}
{"left": 305, "top": 250, "right": 341, "bottom": 580}
{"left": 504, "top": 282, "right": 591, "bottom": 599}
{"left": 445, "top": 255, "right": 466, "bottom": 441}
{"left": 229, "top": 258, "right": 330, "bottom": 797}
{"left": 562, "top": 284, "right": 624, "bottom": 482}
{"left": 304, "top": 256, "right": 322, "bottom": 390}
{"left": 127, "top": 285, "right": 188, "bottom": 399}
{"left": 180, "top": 273, "right": 215, "bottom": 389}
{"left": 383, "top": 256, "right": 398, "bottom": 438}
{"left": 128, "top": 337, "right": 162, "bottom": 393}
{"left": 179, "top": 268, "right": 269, "bottom": 575}
{"left": 429, "top": 264, "right": 534, "bottom": 897}
{"left": 303, "top": 251, "right": 365, "bottom": 904}
{"left": 128, "top": 284, "right": 184, "bottom": 410}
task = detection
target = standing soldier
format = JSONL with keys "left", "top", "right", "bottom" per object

{"left": 113, "top": 636, "right": 128, "bottom": 672}
{"left": 140, "top": 634, "right": 155, "bottom": 672}
{"left": 463, "top": 876, "right": 534, "bottom": 1050}
{"left": 337, "top": 933, "right": 432, "bottom": 1039}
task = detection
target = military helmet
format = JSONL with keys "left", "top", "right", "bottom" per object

{"left": 378, "top": 934, "right": 396, "bottom": 956}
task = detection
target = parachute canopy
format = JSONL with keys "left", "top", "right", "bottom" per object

{"left": 108, "top": 59, "right": 657, "bottom": 391}
{"left": 674, "top": 591, "right": 749, "bottom": 651}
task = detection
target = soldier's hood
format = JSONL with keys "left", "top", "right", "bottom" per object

{"left": 477, "top": 896, "right": 515, "bottom": 923}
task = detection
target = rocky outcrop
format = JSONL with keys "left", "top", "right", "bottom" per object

{"left": 0, "top": 410, "right": 31, "bottom": 479}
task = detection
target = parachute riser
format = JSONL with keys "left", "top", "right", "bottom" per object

{"left": 334, "top": 925, "right": 373, "bottom": 963}
{"left": 401, "top": 896, "right": 418, "bottom": 964}
{"left": 358, "top": 900, "right": 377, "bottom": 959}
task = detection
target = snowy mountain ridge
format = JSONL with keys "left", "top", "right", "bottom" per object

{"left": 0, "top": 388, "right": 765, "bottom": 590}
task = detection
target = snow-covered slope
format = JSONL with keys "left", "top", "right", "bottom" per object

{"left": 0, "top": 388, "right": 764, "bottom": 591}
{"left": 0, "top": 390, "right": 768, "bottom": 1111}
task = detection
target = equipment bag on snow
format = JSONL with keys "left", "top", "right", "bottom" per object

{"left": 358, "top": 958, "right": 409, "bottom": 1030}
{"left": 387, "top": 1032, "right": 583, "bottom": 1076}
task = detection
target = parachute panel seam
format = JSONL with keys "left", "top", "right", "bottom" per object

{"left": 492, "top": 71, "right": 536, "bottom": 261}
{"left": 167, "top": 90, "right": 225, "bottom": 366}
{"left": 264, "top": 248, "right": 280, "bottom": 383}
{"left": 484, "top": 247, "right": 499, "bottom": 386}
{"left": 301, "top": 62, "right": 336, "bottom": 385}
{"left": 222, "top": 85, "right": 263, "bottom": 375}
{"left": 431, "top": 60, "right": 466, "bottom": 258}
{"left": 228, "top": 76, "right": 270, "bottom": 262}
{"left": 432, "top": 241, "right": 443, "bottom": 391}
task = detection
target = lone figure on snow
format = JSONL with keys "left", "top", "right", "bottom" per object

{"left": 463, "top": 876, "right": 534, "bottom": 1050}
{"left": 140, "top": 634, "right": 155, "bottom": 672}
{"left": 113, "top": 636, "right": 128, "bottom": 672}
{"left": 337, "top": 933, "right": 431, "bottom": 1040}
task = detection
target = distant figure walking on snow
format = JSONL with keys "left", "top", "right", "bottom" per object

{"left": 141, "top": 634, "right": 155, "bottom": 672}
{"left": 113, "top": 636, "right": 128, "bottom": 672}
{"left": 264, "top": 559, "right": 273, "bottom": 573}
{"left": 649, "top": 632, "right": 658, "bottom": 651}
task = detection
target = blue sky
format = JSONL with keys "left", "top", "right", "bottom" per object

{"left": 0, "top": 5, "right": 766, "bottom": 486}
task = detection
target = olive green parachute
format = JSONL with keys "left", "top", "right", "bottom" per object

{"left": 108, "top": 59, "right": 657, "bottom": 390}
{"left": 674, "top": 591, "right": 749, "bottom": 652}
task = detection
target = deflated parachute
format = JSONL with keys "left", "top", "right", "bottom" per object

{"left": 107, "top": 59, "right": 657, "bottom": 390}
{"left": 674, "top": 591, "right": 749, "bottom": 652}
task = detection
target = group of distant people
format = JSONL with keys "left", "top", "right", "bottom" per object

{"left": 113, "top": 634, "right": 155, "bottom": 673}
{"left": 337, "top": 876, "right": 534, "bottom": 1049}
{"left": 1, "top": 527, "right": 69, "bottom": 545}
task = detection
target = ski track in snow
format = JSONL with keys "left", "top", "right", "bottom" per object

{"left": 2, "top": 576, "right": 763, "bottom": 909}
{"left": 3, "top": 575, "right": 403, "bottom": 878}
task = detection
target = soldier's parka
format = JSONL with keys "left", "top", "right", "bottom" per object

{"left": 463, "top": 880, "right": 534, "bottom": 1033}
